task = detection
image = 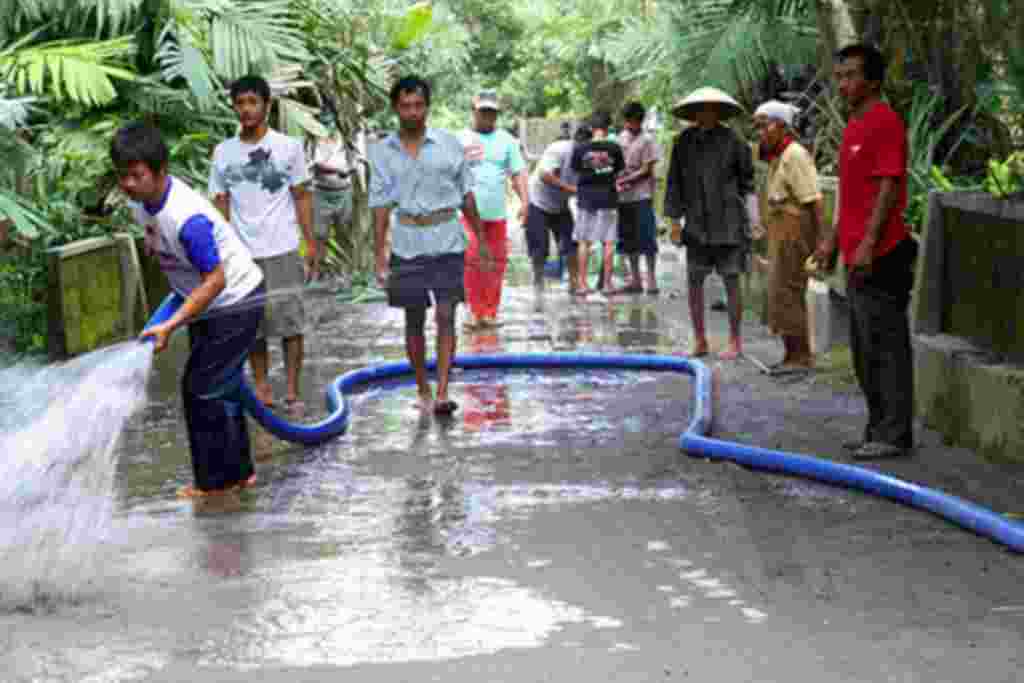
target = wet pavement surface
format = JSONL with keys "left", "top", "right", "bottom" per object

{"left": 3, "top": 234, "right": 1024, "bottom": 682}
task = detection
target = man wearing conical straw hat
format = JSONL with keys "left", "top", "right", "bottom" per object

{"left": 664, "top": 86, "right": 757, "bottom": 359}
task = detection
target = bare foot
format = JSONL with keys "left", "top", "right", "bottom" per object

{"left": 779, "top": 355, "right": 815, "bottom": 370}
{"left": 284, "top": 398, "right": 306, "bottom": 419}
{"left": 414, "top": 394, "right": 434, "bottom": 412}
{"left": 178, "top": 483, "right": 237, "bottom": 499}
{"left": 239, "top": 473, "right": 258, "bottom": 489}
{"left": 719, "top": 341, "right": 743, "bottom": 360}
{"left": 689, "top": 339, "right": 710, "bottom": 357}
{"left": 253, "top": 381, "right": 274, "bottom": 407}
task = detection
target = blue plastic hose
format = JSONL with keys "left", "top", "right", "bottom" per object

{"left": 142, "top": 293, "right": 1024, "bottom": 552}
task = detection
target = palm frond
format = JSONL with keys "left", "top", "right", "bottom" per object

{"left": 0, "top": 35, "right": 139, "bottom": 106}
{"left": 0, "top": 186, "right": 50, "bottom": 240}
{"left": 207, "top": 0, "right": 309, "bottom": 80}
{"left": 0, "top": 94, "right": 36, "bottom": 128}
{"left": 605, "top": 0, "right": 816, "bottom": 104}
{"left": 75, "top": 0, "right": 145, "bottom": 36}
{"left": 278, "top": 96, "right": 328, "bottom": 138}
{"left": 155, "top": 21, "right": 221, "bottom": 110}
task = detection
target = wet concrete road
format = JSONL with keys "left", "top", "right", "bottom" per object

{"left": 3, "top": 242, "right": 1024, "bottom": 682}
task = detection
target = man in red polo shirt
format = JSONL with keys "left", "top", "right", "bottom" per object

{"left": 815, "top": 43, "right": 918, "bottom": 459}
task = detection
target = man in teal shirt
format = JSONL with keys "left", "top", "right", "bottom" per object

{"left": 459, "top": 89, "right": 528, "bottom": 329}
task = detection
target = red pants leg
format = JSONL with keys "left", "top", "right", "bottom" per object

{"left": 464, "top": 218, "right": 508, "bottom": 319}
{"left": 463, "top": 217, "right": 486, "bottom": 319}
{"left": 483, "top": 219, "right": 508, "bottom": 318}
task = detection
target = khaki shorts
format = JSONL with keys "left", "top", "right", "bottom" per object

{"left": 254, "top": 251, "right": 306, "bottom": 340}
{"left": 313, "top": 185, "right": 353, "bottom": 240}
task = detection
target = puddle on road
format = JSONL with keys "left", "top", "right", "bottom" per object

{"left": 344, "top": 368, "right": 679, "bottom": 453}
{"left": 2, "top": 366, "right": 702, "bottom": 679}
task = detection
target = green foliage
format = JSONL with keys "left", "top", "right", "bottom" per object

{"left": 0, "top": 33, "right": 140, "bottom": 107}
{"left": 391, "top": 1, "right": 432, "bottom": 50}
{"left": 0, "top": 254, "right": 47, "bottom": 354}
{"left": 903, "top": 85, "right": 974, "bottom": 229}
{"left": 605, "top": 0, "right": 817, "bottom": 107}
{"left": 984, "top": 151, "right": 1024, "bottom": 199}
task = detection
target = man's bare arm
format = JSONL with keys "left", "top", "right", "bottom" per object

{"left": 541, "top": 169, "right": 576, "bottom": 194}
{"left": 373, "top": 207, "right": 391, "bottom": 286}
{"left": 213, "top": 194, "right": 230, "bottom": 222}
{"left": 864, "top": 177, "right": 897, "bottom": 247}
{"left": 621, "top": 159, "right": 657, "bottom": 187}
{"left": 512, "top": 170, "right": 529, "bottom": 206}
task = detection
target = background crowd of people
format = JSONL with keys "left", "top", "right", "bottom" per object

{"left": 117, "top": 40, "right": 917, "bottom": 497}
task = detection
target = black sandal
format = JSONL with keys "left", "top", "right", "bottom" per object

{"left": 433, "top": 400, "right": 458, "bottom": 416}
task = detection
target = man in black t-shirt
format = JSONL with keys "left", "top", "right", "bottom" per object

{"left": 570, "top": 111, "right": 625, "bottom": 296}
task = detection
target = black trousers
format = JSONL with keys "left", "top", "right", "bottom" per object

{"left": 847, "top": 239, "right": 917, "bottom": 449}
{"left": 184, "top": 285, "right": 264, "bottom": 491}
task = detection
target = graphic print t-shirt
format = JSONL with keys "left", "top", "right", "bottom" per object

{"left": 209, "top": 129, "right": 309, "bottom": 258}
{"left": 571, "top": 140, "right": 625, "bottom": 211}
{"left": 458, "top": 128, "right": 526, "bottom": 221}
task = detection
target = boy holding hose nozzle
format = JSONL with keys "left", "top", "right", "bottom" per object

{"left": 114, "top": 122, "right": 266, "bottom": 497}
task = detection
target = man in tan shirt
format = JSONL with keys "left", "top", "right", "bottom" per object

{"left": 754, "top": 100, "right": 824, "bottom": 369}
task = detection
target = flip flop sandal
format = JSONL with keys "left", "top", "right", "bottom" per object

{"left": 284, "top": 398, "right": 306, "bottom": 418}
{"left": 772, "top": 363, "right": 814, "bottom": 376}
{"left": 433, "top": 400, "right": 459, "bottom": 416}
{"left": 852, "top": 442, "right": 909, "bottom": 460}
{"left": 646, "top": 287, "right": 661, "bottom": 295}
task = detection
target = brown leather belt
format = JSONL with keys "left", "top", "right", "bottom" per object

{"left": 397, "top": 208, "right": 457, "bottom": 226}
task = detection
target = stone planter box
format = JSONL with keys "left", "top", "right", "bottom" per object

{"left": 912, "top": 191, "right": 1024, "bottom": 462}
{"left": 47, "top": 233, "right": 152, "bottom": 359}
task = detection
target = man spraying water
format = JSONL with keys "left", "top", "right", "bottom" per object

{"left": 112, "top": 122, "right": 266, "bottom": 497}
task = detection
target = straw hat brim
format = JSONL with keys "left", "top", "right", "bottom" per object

{"left": 671, "top": 87, "right": 745, "bottom": 121}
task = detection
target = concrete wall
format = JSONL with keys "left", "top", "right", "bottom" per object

{"left": 47, "top": 234, "right": 153, "bottom": 359}
{"left": 913, "top": 192, "right": 1024, "bottom": 462}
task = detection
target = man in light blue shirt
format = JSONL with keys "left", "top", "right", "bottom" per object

{"left": 369, "top": 75, "right": 492, "bottom": 417}
{"left": 458, "top": 90, "right": 528, "bottom": 328}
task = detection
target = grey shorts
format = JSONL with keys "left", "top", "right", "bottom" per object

{"left": 254, "top": 251, "right": 306, "bottom": 340}
{"left": 573, "top": 208, "right": 619, "bottom": 243}
{"left": 313, "top": 186, "right": 353, "bottom": 240}
{"left": 687, "top": 244, "right": 748, "bottom": 280}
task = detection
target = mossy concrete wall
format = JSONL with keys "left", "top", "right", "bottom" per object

{"left": 47, "top": 234, "right": 153, "bottom": 359}
{"left": 915, "top": 334, "right": 1024, "bottom": 463}
{"left": 913, "top": 192, "right": 1024, "bottom": 463}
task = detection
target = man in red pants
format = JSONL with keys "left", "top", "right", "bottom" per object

{"left": 459, "top": 90, "right": 528, "bottom": 330}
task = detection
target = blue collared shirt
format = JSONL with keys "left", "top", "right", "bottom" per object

{"left": 368, "top": 128, "right": 471, "bottom": 259}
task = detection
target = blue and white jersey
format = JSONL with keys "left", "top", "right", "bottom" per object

{"left": 133, "top": 176, "right": 263, "bottom": 309}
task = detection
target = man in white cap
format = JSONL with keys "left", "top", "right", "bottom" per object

{"left": 459, "top": 89, "right": 529, "bottom": 330}
{"left": 664, "top": 86, "right": 757, "bottom": 359}
{"left": 753, "top": 100, "right": 824, "bottom": 370}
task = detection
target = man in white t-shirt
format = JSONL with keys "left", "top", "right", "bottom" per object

{"left": 210, "top": 75, "right": 315, "bottom": 416}
{"left": 114, "top": 122, "right": 265, "bottom": 497}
